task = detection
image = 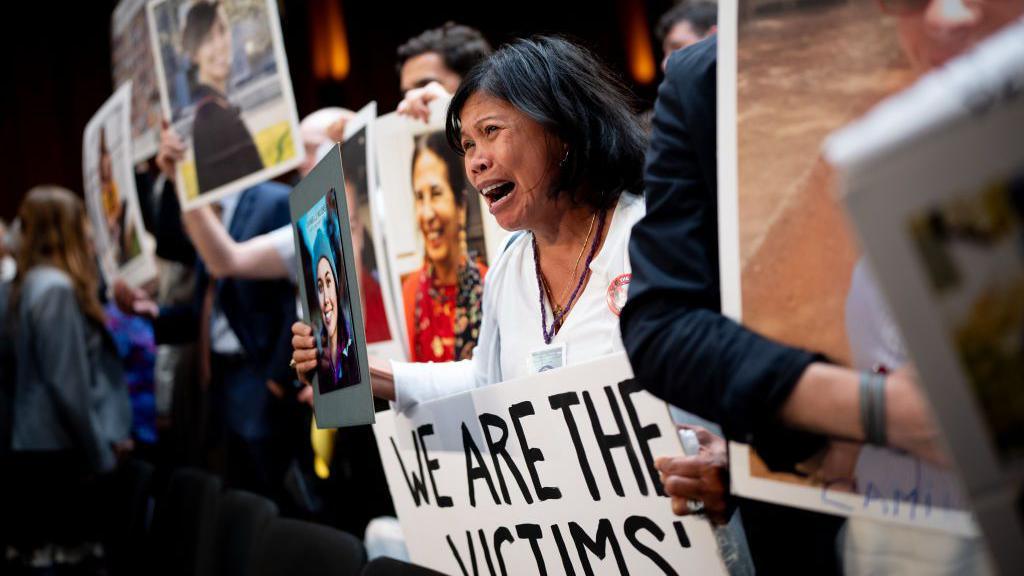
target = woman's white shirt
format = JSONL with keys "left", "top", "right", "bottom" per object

{"left": 391, "top": 193, "right": 645, "bottom": 412}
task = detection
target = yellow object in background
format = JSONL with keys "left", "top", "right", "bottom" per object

{"left": 181, "top": 160, "right": 199, "bottom": 201}
{"left": 311, "top": 419, "right": 336, "bottom": 480}
{"left": 255, "top": 120, "right": 296, "bottom": 167}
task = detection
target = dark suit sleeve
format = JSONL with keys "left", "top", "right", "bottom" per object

{"left": 155, "top": 178, "right": 197, "bottom": 265}
{"left": 134, "top": 169, "right": 158, "bottom": 236}
{"left": 268, "top": 190, "right": 299, "bottom": 389}
{"left": 267, "top": 292, "right": 297, "bottom": 389}
{"left": 620, "top": 39, "right": 826, "bottom": 470}
{"left": 153, "top": 302, "right": 200, "bottom": 346}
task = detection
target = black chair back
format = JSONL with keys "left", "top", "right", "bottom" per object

{"left": 150, "top": 467, "right": 222, "bottom": 576}
{"left": 248, "top": 518, "right": 366, "bottom": 576}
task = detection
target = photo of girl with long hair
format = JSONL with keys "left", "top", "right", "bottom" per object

{"left": 298, "top": 188, "right": 360, "bottom": 394}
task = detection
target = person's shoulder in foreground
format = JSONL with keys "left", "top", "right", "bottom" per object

{"left": 621, "top": 31, "right": 826, "bottom": 471}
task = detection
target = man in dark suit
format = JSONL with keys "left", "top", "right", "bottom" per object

{"left": 149, "top": 182, "right": 298, "bottom": 497}
{"left": 620, "top": 36, "right": 847, "bottom": 574}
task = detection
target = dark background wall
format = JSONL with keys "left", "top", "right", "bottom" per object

{"left": 0, "top": 0, "right": 675, "bottom": 221}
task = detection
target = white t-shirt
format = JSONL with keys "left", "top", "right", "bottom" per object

{"left": 391, "top": 193, "right": 645, "bottom": 412}
{"left": 266, "top": 224, "right": 297, "bottom": 281}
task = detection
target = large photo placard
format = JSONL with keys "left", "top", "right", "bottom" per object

{"left": 291, "top": 145, "right": 375, "bottom": 428}
{"left": 717, "top": 0, "right": 973, "bottom": 532}
{"left": 83, "top": 82, "right": 157, "bottom": 288}
{"left": 375, "top": 101, "right": 508, "bottom": 364}
{"left": 340, "top": 103, "right": 404, "bottom": 361}
{"left": 373, "top": 353, "right": 728, "bottom": 575}
{"left": 831, "top": 21, "right": 1024, "bottom": 572}
{"left": 112, "top": 0, "right": 162, "bottom": 162}
{"left": 147, "top": 0, "right": 304, "bottom": 209}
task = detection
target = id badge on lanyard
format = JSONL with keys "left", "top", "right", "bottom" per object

{"left": 527, "top": 342, "right": 567, "bottom": 374}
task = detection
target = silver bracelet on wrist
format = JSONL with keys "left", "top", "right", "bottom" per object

{"left": 859, "top": 372, "right": 887, "bottom": 446}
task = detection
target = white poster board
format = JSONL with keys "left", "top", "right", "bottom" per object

{"left": 146, "top": 0, "right": 304, "bottom": 209}
{"left": 83, "top": 82, "right": 157, "bottom": 288}
{"left": 716, "top": 0, "right": 974, "bottom": 533}
{"left": 340, "top": 103, "right": 404, "bottom": 361}
{"left": 829, "top": 20, "right": 1024, "bottom": 574}
{"left": 372, "top": 353, "right": 727, "bottom": 575}
{"left": 374, "top": 100, "right": 508, "bottom": 362}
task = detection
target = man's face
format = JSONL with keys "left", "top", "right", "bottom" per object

{"left": 894, "top": 0, "right": 1024, "bottom": 71}
{"left": 661, "top": 20, "right": 714, "bottom": 71}
{"left": 399, "top": 52, "right": 462, "bottom": 94}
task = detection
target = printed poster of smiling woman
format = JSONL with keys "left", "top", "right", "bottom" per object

{"left": 147, "top": 0, "right": 304, "bottom": 209}
{"left": 375, "top": 101, "right": 508, "bottom": 364}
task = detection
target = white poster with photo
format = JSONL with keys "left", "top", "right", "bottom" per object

{"left": 829, "top": 20, "right": 1024, "bottom": 573}
{"left": 83, "top": 82, "right": 157, "bottom": 288}
{"left": 375, "top": 100, "right": 508, "bottom": 364}
{"left": 146, "top": 0, "right": 304, "bottom": 209}
{"left": 717, "top": 0, "right": 974, "bottom": 533}
{"left": 112, "top": 0, "right": 162, "bottom": 163}
{"left": 372, "top": 353, "right": 728, "bottom": 575}
{"left": 340, "top": 103, "right": 404, "bottom": 361}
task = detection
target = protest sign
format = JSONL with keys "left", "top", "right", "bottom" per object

{"left": 373, "top": 353, "right": 728, "bottom": 575}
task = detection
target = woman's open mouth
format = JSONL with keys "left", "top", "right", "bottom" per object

{"left": 481, "top": 181, "right": 515, "bottom": 212}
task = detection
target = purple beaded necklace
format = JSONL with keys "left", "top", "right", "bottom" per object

{"left": 533, "top": 208, "right": 608, "bottom": 344}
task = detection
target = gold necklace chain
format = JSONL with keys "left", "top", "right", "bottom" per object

{"left": 552, "top": 211, "right": 598, "bottom": 309}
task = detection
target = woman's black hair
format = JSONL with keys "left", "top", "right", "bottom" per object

{"left": 412, "top": 131, "right": 468, "bottom": 209}
{"left": 181, "top": 1, "right": 221, "bottom": 58}
{"left": 445, "top": 36, "right": 647, "bottom": 211}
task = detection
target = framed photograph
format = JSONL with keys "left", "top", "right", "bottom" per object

{"left": 374, "top": 101, "right": 508, "bottom": 363}
{"left": 832, "top": 23, "right": 1024, "bottom": 570}
{"left": 83, "top": 82, "right": 157, "bottom": 288}
{"left": 340, "top": 102, "right": 404, "bottom": 361}
{"left": 717, "top": 0, "right": 973, "bottom": 533}
{"left": 147, "top": 0, "right": 304, "bottom": 209}
{"left": 111, "top": 0, "right": 162, "bottom": 163}
{"left": 291, "top": 144, "right": 374, "bottom": 428}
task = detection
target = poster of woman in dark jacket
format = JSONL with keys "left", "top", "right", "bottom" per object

{"left": 147, "top": 0, "right": 303, "bottom": 209}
